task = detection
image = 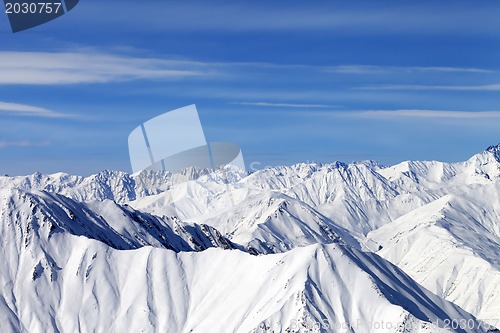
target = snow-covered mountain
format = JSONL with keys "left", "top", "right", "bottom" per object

{"left": 1, "top": 144, "right": 499, "bottom": 332}
{"left": 0, "top": 188, "right": 235, "bottom": 253}
{"left": 0, "top": 204, "right": 491, "bottom": 332}
{"left": 368, "top": 186, "right": 500, "bottom": 324}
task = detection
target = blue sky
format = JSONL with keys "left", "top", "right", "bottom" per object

{"left": 1, "top": 0, "right": 499, "bottom": 175}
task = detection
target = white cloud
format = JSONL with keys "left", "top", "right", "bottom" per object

{"left": 0, "top": 51, "right": 213, "bottom": 85}
{"left": 0, "top": 140, "right": 50, "bottom": 148}
{"left": 230, "top": 102, "right": 336, "bottom": 108}
{"left": 353, "top": 109, "right": 500, "bottom": 119}
{"left": 0, "top": 101, "right": 70, "bottom": 118}
{"left": 328, "top": 65, "right": 494, "bottom": 75}
{"left": 358, "top": 84, "right": 500, "bottom": 91}
{"left": 1, "top": 49, "right": 495, "bottom": 87}
{"left": 72, "top": 2, "right": 500, "bottom": 35}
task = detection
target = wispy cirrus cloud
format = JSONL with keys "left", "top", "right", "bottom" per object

{"left": 1, "top": 49, "right": 496, "bottom": 87}
{"left": 351, "top": 109, "right": 500, "bottom": 119}
{"left": 0, "top": 140, "right": 50, "bottom": 149}
{"left": 294, "top": 109, "right": 500, "bottom": 120}
{"left": 230, "top": 102, "right": 336, "bottom": 108}
{"left": 0, "top": 51, "right": 214, "bottom": 85}
{"left": 358, "top": 84, "right": 500, "bottom": 91}
{"left": 328, "top": 65, "right": 494, "bottom": 75}
{"left": 0, "top": 101, "right": 70, "bottom": 118}
{"left": 72, "top": 2, "right": 500, "bottom": 35}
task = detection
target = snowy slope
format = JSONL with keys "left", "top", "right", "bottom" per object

{"left": 368, "top": 186, "right": 500, "bottom": 324}
{"left": 1, "top": 144, "right": 499, "bottom": 331}
{"left": 0, "top": 188, "right": 234, "bottom": 253}
{"left": 200, "top": 190, "right": 362, "bottom": 254}
{"left": 0, "top": 221, "right": 491, "bottom": 333}
{"left": 283, "top": 163, "right": 399, "bottom": 235}
{"left": 377, "top": 145, "right": 500, "bottom": 190}
{"left": 0, "top": 167, "right": 244, "bottom": 204}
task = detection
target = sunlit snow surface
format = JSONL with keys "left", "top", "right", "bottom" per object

{"left": 0, "top": 145, "right": 499, "bottom": 332}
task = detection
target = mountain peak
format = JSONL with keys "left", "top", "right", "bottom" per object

{"left": 486, "top": 144, "right": 500, "bottom": 162}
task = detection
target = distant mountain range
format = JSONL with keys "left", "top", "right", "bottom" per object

{"left": 0, "top": 145, "right": 499, "bottom": 332}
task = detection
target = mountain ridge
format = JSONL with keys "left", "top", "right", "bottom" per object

{"left": 1, "top": 144, "right": 499, "bottom": 331}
